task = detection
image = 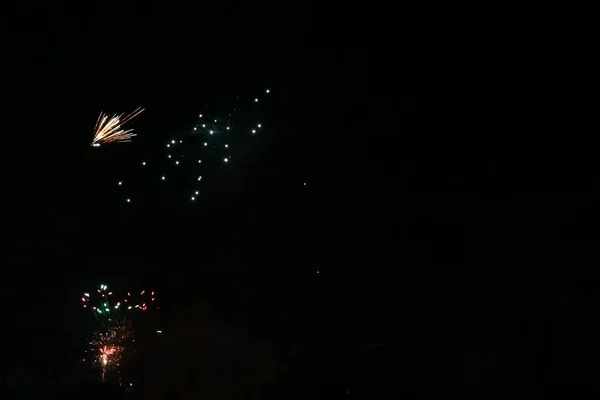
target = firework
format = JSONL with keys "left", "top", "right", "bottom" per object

{"left": 81, "top": 284, "right": 158, "bottom": 318}
{"left": 109, "top": 88, "right": 272, "bottom": 206}
{"left": 88, "top": 320, "right": 132, "bottom": 382}
{"left": 92, "top": 107, "right": 144, "bottom": 147}
{"left": 80, "top": 283, "right": 158, "bottom": 384}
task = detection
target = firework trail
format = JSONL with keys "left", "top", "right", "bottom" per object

{"left": 92, "top": 107, "right": 144, "bottom": 147}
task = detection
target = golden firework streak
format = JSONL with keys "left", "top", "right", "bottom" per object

{"left": 92, "top": 107, "right": 144, "bottom": 147}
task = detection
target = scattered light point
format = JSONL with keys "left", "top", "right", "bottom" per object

{"left": 126, "top": 199, "right": 131, "bottom": 203}
{"left": 171, "top": 140, "right": 175, "bottom": 144}
{"left": 198, "top": 176, "right": 202, "bottom": 181}
{"left": 168, "top": 155, "right": 172, "bottom": 158}
{"left": 204, "top": 142, "right": 207, "bottom": 146}
{"left": 225, "top": 144, "right": 228, "bottom": 148}
{"left": 142, "top": 161, "right": 146, "bottom": 166}
{"left": 118, "top": 181, "right": 122, "bottom": 186}
{"left": 266, "top": 89, "right": 270, "bottom": 93}
{"left": 254, "top": 98, "right": 258, "bottom": 102}
{"left": 224, "top": 158, "right": 229, "bottom": 163}
{"left": 198, "top": 159, "right": 202, "bottom": 163}
{"left": 195, "top": 191, "right": 199, "bottom": 195}
{"left": 209, "top": 130, "right": 213, "bottom": 134}
{"left": 191, "top": 196, "right": 195, "bottom": 201}
{"left": 257, "top": 123, "right": 262, "bottom": 128}
{"left": 202, "top": 124, "right": 206, "bottom": 128}
{"left": 226, "top": 126, "right": 230, "bottom": 130}
{"left": 252, "top": 129, "right": 256, "bottom": 134}
{"left": 175, "top": 161, "right": 179, "bottom": 165}
{"left": 161, "top": 176, "right": 166, "bottom": 180}
{"left": 199, "top": 114, "right": 203, "bottom": 118}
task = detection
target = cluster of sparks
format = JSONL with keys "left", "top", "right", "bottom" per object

{"left": 81, "top": 284, "right": 157, "bottom": 316}
{"left": 92, "top": 107, "right": 144, "bottom": 147}
{"left": 81, "top": 284, "right": 157, "bottom": 383}
{"left": 87, "top": 320, "right": 132, "bottom": 381}
{"left": 113, "top": 89, "right": 271, "bottom": 205}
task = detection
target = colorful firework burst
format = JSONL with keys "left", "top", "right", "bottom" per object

{"left": 80, "top": 283, "right": 158, "bottom": 383}
{"left": 81, "top": 284, "right": 158, "bottom": 319}
{"left": 87, "top": 320, "right": 132, "bottom": 382}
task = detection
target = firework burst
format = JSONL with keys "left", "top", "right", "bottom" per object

{"left": 92, "top": 107, "right": 144, "bottom": 147}
{"left": 88, "top": 320, "right": 132, "bottom": 382}
{"left": 80, "top": 284, "right": 158, "bottom": 384}
{"left": 81, "top": 284, "right": 158, "bottom": 317}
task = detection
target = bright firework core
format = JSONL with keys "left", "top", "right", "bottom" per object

{"left": 101, "top": 345, "right": 117, "bottom": 366}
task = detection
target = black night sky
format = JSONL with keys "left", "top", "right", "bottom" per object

{"left": 4, "top": 2, "right": 600, "bottom": 399}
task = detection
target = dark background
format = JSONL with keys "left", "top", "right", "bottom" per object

{"left": 4, "top": 2, "right": 599, "bottom": 398}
